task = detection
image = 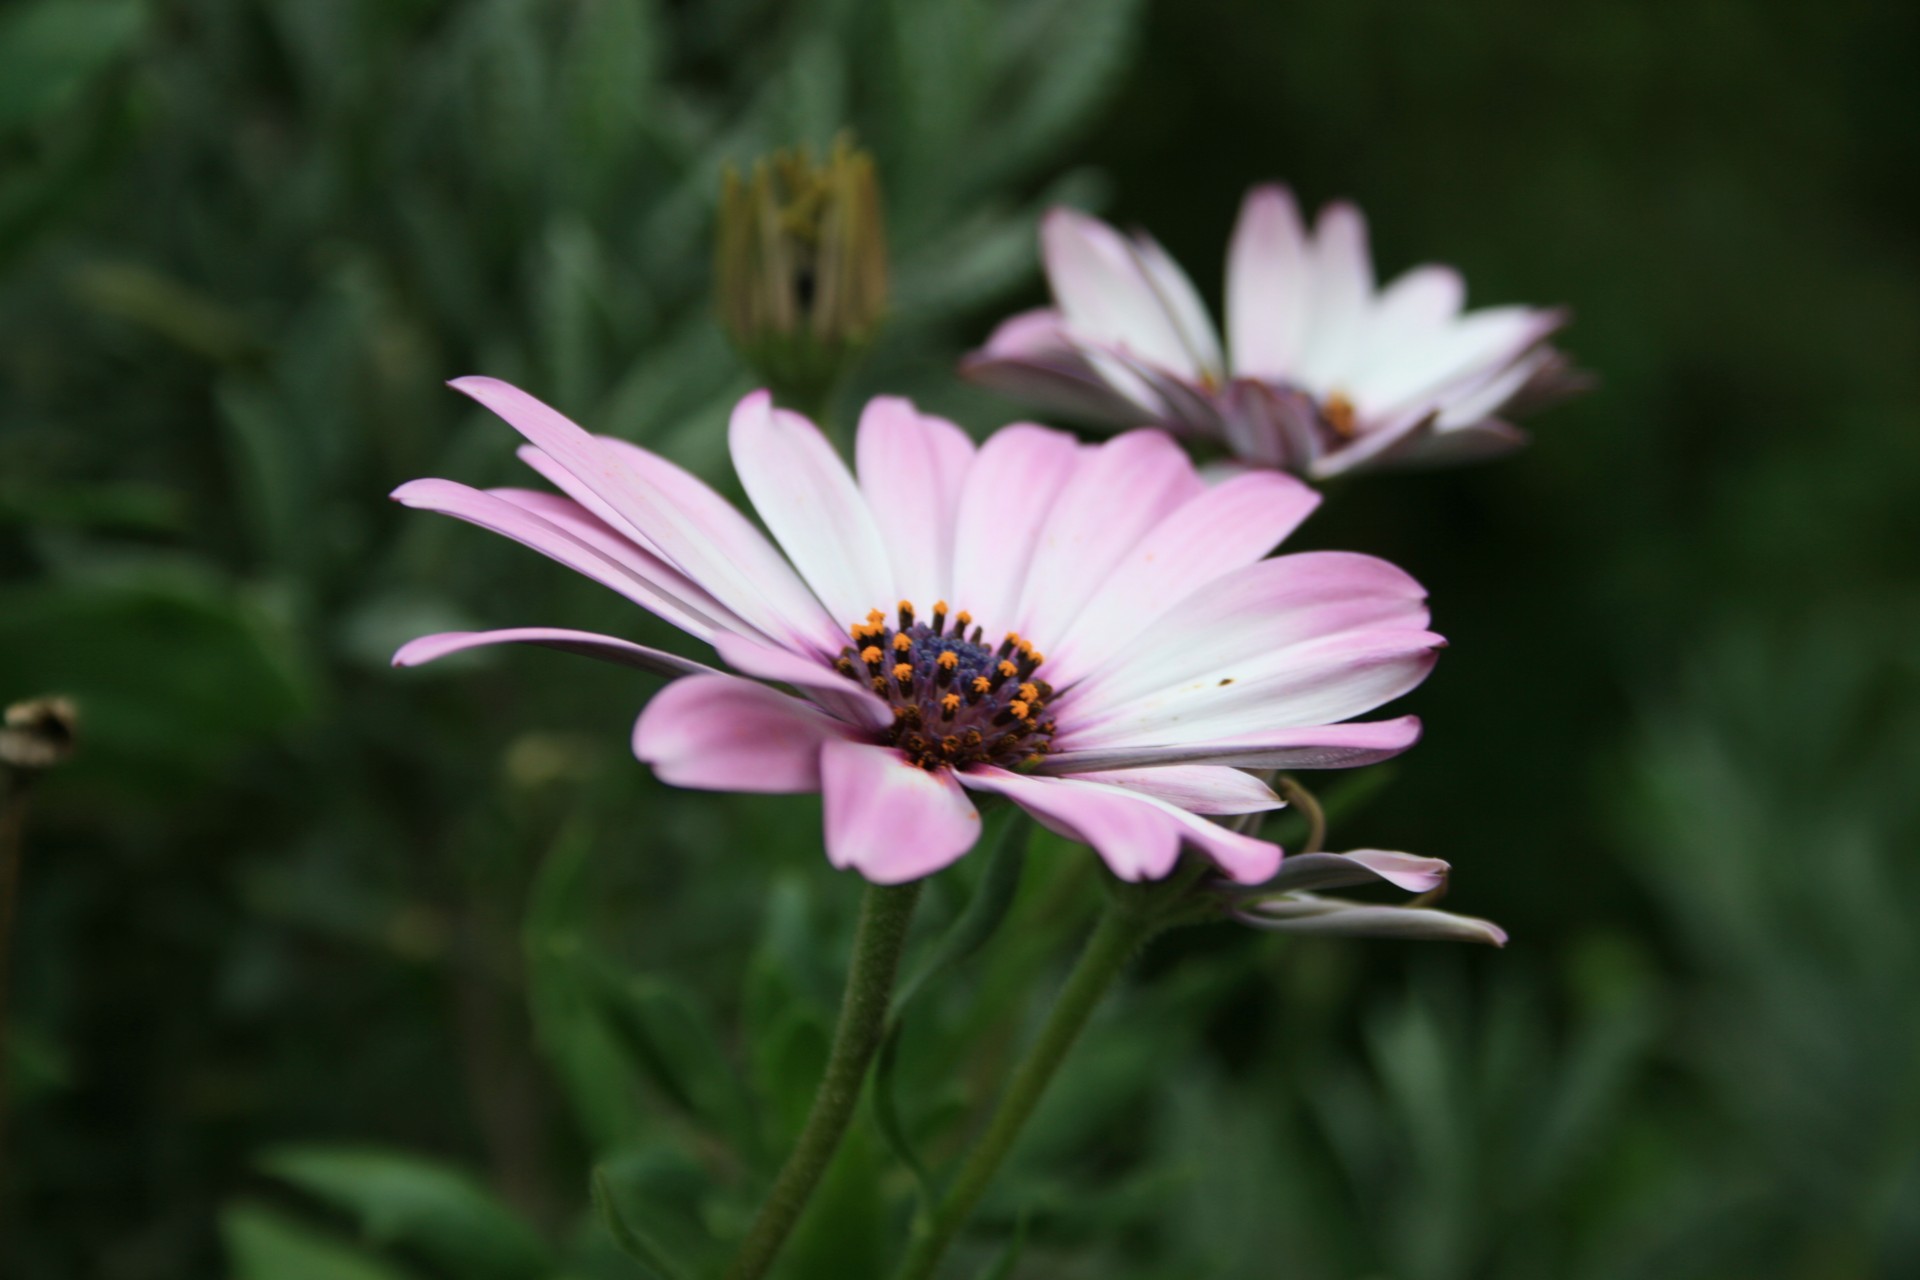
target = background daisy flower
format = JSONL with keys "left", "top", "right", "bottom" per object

{"left": 964, "top": 186, "right": 1583, "bottom": 478}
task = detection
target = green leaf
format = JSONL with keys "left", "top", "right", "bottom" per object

{"left": 599, "top": 972, "right": 757, "bottom": 1153}
{"left": 751, "top": 1005, "right": 831, "bottom": 1152}
{"left": 0, "top": 0, "right": 144, "bottom": 129}
{"left": 740, "top": 874, "right": 835, "bottom": 1154}
{"left": 524, "top": 827, "right": 755, "bottom": 1158}
{"left": 974, "top": 1212, "right": 1028, "bottom": 1280}
{"left": 873, "top": 806, "right": 1029, "bottom": 1202}
{"left": 0, "top": 80, "right": 133, "bottom": 269}
{"left": 590, "top": 1165, "right": 691, "bottom": 1280}
{"left": 776, "top": 1126, "right": 889, "bottom": 1280}
{"left": 259, "top": 1146, "right": 552, "bottom": 1280}
{"left": 68, "top": 260, "right": 263, "bottom": 364}
{"left": 3, "top": 1021, "right": 71, "bottom": 1104}
{"left": 742, "top": 874, "right": 829, "bottom": 1047}
{"left": 0, "top": 479, "right": 187, "bottom": 534}
{"left": 221, "top": 1202, "right": 419, "bottom": 1280}
{"left": 557, "top": 0, "right": 662, "bottom": 193}
{"left": 523, "top": 827, "right": 651, "bottom": 1153}
{"left": 893, "top": 806, "right": 1031, "bottom": 1011}
{"left": 889, "top": 167, "right": 1106, "bottom": 324}
{"left": 0, "top": 562, "right": 313, "bottom": 791}
{"left": 976, "top": 0, "right": 1144, "bottom": 191}
{"left": 216, "top": 376, "right": 314, "bottom": 571}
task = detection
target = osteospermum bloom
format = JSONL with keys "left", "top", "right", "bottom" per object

{"left": 392, "top": 379, "right": 1443, "bottom": 884}
{"left": 964, "top": 186, "right": 1582, "bottom": 479}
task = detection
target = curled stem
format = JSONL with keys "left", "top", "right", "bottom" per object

{"left": 1273, "top": 774, "right": 1327, "bottom": 855}
{"left": 893, "top": 891, "right": 1162, "bottom": 1280}
{"left": 724, "top": 880, "right": 922, "bottom": 1280}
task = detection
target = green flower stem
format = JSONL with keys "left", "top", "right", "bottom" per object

{"left": 725, "top": 880, "right": 923, "bottom": 1280}
{"left": 892, "top": 889, "right": 1166, "bottom": 1280}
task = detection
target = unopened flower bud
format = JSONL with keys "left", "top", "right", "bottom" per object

{"left": 716, "top": 137, "right": 887, "bottom": 410}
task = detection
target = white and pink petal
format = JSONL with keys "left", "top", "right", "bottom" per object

{"left": 1042, "top": 208, "right": 1203, "bottom": 379}
{"left": 1044, "top": 469, "right": 1321, "bottom": 686}
{"left": 1290, "top": 201, "right": 1375, "bottom": 391}
{"left": 487, "top": 486, "right": 747, "bottom": 640}
{"left": 394, "top": 628, "right": 716, "bottom": 679}
{"left": 1063, "top": 627, "right": 1442, "bottom": 749}
{"left": 1064, "top": 551, "right": 1432, "bottom": 716}
{"left": 728, "top": 392, "right": 895, "bottom": 631}
{"left": 1039, "top": 715, "right": 1423, "bottom": 773}
{"left": 821, "top": 740, "right": 984, "bottom": 883}
{"left": 634, "top": 674, "right": 851, "bottom": 793}
{"left": 1129, "top": 232, "right": 1225, "bottom": 380}
{"left": 1010, "top": 428, "right": 1204, "bottom": 645}
{"left": 709, "top": 633, "right": 892, "bottom": 731}
{"left": 961, "top": 767, "right": 1280, "bottom": 883}
{"left": 393, "top": 478, "right": 725, "bottom": 641}
{"left": 453, "top": 378, "right": 837, "bottom": 655}
{"left": 1226, "top": 184, "right": 1311, "bottom": 380}
{"left": 949, "top": 423, "right": 1084, "bottom": 633}
{"left": 1248, "top": 848, "right": 1451, "bottom": 895}
{"left": 1237, "top": 895, "right": 1508, "bottom": 946}
{"left": 1062, "top": 764, "right": 1283, "bottom": 816}
{"left": 855, "top": 397, "right": 975, "bottom": 610}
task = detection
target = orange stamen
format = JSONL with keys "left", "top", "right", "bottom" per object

{"left": 1323, "top": 391, "right": 1358, "bottom": 438}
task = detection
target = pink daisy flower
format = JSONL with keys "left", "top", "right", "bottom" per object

{"left": 392, "top": 378, "right": 1442, "bottom": 885}
{"left": 963, "top": 185, "right": 1582, "bottom": 479}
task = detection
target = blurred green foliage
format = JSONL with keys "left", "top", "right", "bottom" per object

{"left": 3, "top": 0, "right": 1917, "bottom": 1277}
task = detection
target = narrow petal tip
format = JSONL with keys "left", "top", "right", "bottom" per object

{"left": 1241, "top": 182, "right": 1301, "bottom": 215}
{"left": 390, "top": 637, "right": 432, "bottom": 668}
{"left": 726, "top": 387, "right": 777, "bottom": 435}
{"left": 389, "top": 477, "right": 443, "bottom": 506}
{"left": 446, "top": 373, "right": 511, "bottom": 399}
{"left": 1040, "top": 203, "right": 1095, "bottom": 234}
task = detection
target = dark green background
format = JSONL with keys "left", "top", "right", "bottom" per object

{"left": 3, "top": 0, "right": 1916, "bottom": 1276}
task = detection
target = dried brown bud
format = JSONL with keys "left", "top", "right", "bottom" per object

{"left": 0, "top": 696, "right": 79, "bottom": 773}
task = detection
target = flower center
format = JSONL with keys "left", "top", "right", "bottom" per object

{"left": 835, "top": 601, "right": 1055, "bottom": 771}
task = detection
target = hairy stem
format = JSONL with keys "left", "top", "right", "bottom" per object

{"left": 893, "top": 894, "right": 1160, "bottom": 1279}
{"left": 724, "top": 880, "right": 922, "bottom": 1280}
